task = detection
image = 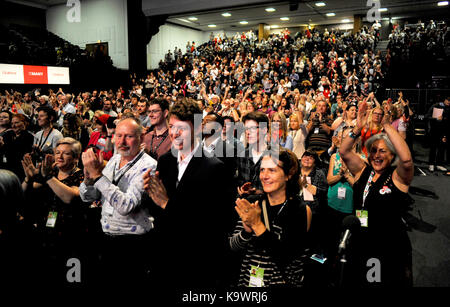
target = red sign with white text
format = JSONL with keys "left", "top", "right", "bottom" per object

{"left": 23, "top": 65, "right": 48, "bottom": 84}
{"left": 1, "top": 64, "right": 69, "bottom": 84}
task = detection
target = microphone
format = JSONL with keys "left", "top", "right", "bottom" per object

{"left": 338, "top": 215, "right": 361, "bottom": 254}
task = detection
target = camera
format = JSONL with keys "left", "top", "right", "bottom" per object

{"left": 31, "top": 146, "right": 45, "bottom": 164}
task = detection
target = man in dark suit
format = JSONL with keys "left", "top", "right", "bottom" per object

{"left": 143, "top": 98, "right": 235, "bottom": 288}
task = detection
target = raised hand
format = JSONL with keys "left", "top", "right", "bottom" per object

{"left": 143, "top": 170, "right": 169, "bottom": 209}
{"left": 21, "top": 153, "right": 40, "bottom": 180}
{"left": 237, "top": 182, "right": 256, "bottom": 196}
{"left": 81, "top": 148, "right": 104, "bottom": 180}
{"left": 235, "top": 198, "right": 262, "bottom": 232}
{"left": 41, "top": 154, "right": 56, "bottom": 178}
{"left": 356, "top": 101, "right": 369, "bottom": 131}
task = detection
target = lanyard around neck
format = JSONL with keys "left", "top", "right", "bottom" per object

{"left": 362, "top": 170, "right": 375, "bottom": 209}
{"left": 112, "top": 151, "right": 144, "bottom": 186}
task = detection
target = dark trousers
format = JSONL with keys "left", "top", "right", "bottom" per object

{"left": 428, "top": 130, "right": 446, "bottom": 165}
{"left": 97, "top": 232, "right": 153, "bottom": 284}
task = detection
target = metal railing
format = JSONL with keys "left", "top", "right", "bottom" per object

{"left": 384, "top": 88, "right": 450, "bottom": 116}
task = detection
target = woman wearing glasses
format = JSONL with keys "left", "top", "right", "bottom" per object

{"left": 360, "top": 105, "right": 385, "bottom": 157}
{"left": 339, "top": 101, "right": 414, "bottom": 287}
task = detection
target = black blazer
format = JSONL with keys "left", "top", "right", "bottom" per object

{"left": 150, "top": 146, "right": 235, "bottom": 287}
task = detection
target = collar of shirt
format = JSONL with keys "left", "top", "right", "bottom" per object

{"left": 177, "top": 141, "right": 200, "bottom": 183}
{"left": 202, "top": 135, "right": 221, "bottom": 155}
{"left": 251, "top": 144, "right": 266, "bottom": 165}
{"left": 114, "top": 150, "right": 146, "bottom": 179}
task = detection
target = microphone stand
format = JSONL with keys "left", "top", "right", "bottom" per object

{"left": 338, "top": 251, "right": 347, "bottom": 287}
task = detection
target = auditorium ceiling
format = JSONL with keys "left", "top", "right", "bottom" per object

{"left": 8, "top": 0, "right": 450, "bottom": 31}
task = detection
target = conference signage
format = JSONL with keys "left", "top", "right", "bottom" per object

{"left": 0, "top": 64, "right": 70, "bottom": 84}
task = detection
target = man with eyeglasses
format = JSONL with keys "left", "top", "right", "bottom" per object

{"left": 142, "top": 98, "right": 171, "bottom": 160}
{"left": 236, "top": 111, "right": 269, "bottom": 196}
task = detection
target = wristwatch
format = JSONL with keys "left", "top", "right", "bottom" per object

{"left": 349, "top": 129, "right": 360, "bottom": 139}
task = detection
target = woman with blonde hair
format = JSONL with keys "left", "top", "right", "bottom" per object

{"left": 360, "top": 105, "right": 385, "bottom": 156}
{"left": 270, "top": 112, "right": 293, "bottom": 150}
{"left": 288, "top": 111, "right": 307, "bottom": 159}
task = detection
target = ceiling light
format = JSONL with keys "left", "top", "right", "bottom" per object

{"left": 177, "top": 18, "right": 191, "bottom": 23}
{"left": 326, "top": 12, "right": 335, "bottom": 17}
{"left": 240, "top": 21, "right": 248, "bottom": 24}
{"left": 265, "top": 8, "right": 276, "bottom": 12}
{"left": 378, "top": 8, "right": 388, "bottom": 12}
{"left": 222, "top": 12, "right": 231, "bottom": 17}
{"left": 188, "top": 17, "right": 198, "bottom": 21}
{"left": 271, "top": 25, "right": 279, "bottom": 29}
{"left": 208, "top": 24, "right": 216, "bottom": 28}
{"left": 341, "top": 19, "right": 351, "bottom": 23}
{"left": 280, "top": 17, "right": 290, "bottom": 21}
{"left": 315, "top": 2, "right": 326, "bottom": 7}
{"left": 437, "top": 1, "right": 448, "bottom": 6}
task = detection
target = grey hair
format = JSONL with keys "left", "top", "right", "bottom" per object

{"left": 117, "top": 116, "right": 143, "bottom": 137}
{"left": 56, "top": 137, "right": 82, "bottom": 159}
{"left": 365, "top": 133, "right": 398, "bottom": 166}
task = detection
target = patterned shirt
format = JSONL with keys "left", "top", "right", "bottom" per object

{"left": 79, "top": 150, "right": 157, "bottom": 235}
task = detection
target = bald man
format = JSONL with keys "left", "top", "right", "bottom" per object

{"left": 80, "top": 117, "right": 157, "bottom": 283}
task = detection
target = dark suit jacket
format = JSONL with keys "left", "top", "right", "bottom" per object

{"left": 150, "top": 146, "right": 235, "bottom": 287}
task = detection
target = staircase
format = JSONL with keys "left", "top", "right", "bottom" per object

{"left": 375, "top": 40, "right": 390, "bottom": 56}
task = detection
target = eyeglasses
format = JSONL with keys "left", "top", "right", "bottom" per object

{"left": 148, "top": 109, "right": 161, "bottom": 114}
{"left": 245, "top": 126, "right": 259, "bottom": 132}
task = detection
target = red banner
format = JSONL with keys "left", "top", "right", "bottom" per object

{"left": 0, "top": 64, "right": 69, "bottom": 84}
{"left": 23, "top": 65, "right": 48, "bottom": 84}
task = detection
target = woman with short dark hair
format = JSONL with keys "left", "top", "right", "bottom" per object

{"left": 230, "top": 148, "right": 312, "bottom": 287}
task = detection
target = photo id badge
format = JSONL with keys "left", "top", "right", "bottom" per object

{"left": 356, "top": 210, "right": 368, "bottom": 227}
{"left": 249, "top": 266, "right": 264, "bottom": 287}
{"left": 337, "top": 187, "right": 346, "bottom": 199}
{"left": 46, "top": 211, "right": 58, "bottom": 228}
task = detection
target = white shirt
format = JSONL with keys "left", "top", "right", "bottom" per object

{"left": 79, "top": 151, "right": 157, "bottom": 235}
{"left": 202, "top": 136, "right": 221, "bottom": 156}
{"left": 177, "top": 142, "right": 200, "bottom": 183}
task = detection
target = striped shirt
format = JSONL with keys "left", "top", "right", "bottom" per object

{"left": 229, "top": 195, "right": 309, "bottom": 287}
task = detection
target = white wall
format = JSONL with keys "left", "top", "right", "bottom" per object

{"left": 46, "top": 0, "right": 129, "bottom": 69}
{"left": 147, "top": 23, "right": 206, "bottom": 70}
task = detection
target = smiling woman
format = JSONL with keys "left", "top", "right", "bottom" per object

{"left": 230, "top": 148, "right": 312, "bottom": 287}
{"left": 20, "top": 137, "right": 87, "bottom": 284}
{"left": 339, "top": 101, "right": 414, "bottom": 287}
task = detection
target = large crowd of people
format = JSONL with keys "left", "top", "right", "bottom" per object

{"left": 0, "top": 23, "right": 449, "bottom": 289}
